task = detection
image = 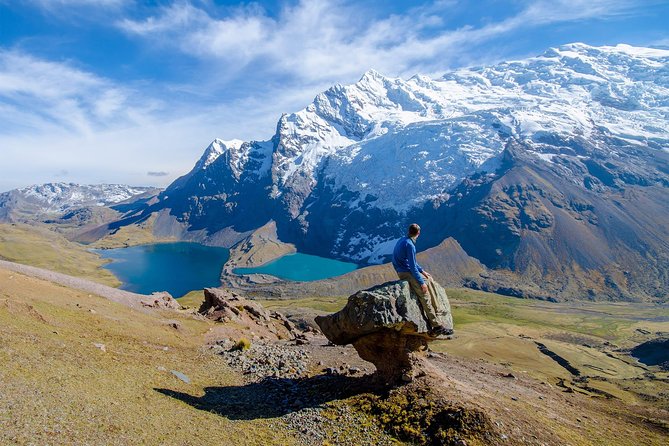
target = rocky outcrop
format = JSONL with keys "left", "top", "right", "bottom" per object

{"left": 200, "top": 287, "right": 272, "bottom": 322}
{"left": 200, "top": 287, "right": 312, "bottom": 342}
{"left": 315, "top": 280, "right": 453, "bottom": 383}
{"left": 140, "top": 291, "right": 182, "bottom": 310}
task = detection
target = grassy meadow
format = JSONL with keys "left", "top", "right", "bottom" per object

{"left": 0, "top": 223, "right": 120, "bottom": 287}
{"left": 0, "top": 267, "right": 294, "bottom": 445}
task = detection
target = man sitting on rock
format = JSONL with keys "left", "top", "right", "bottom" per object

{"left": 392, "top": 223, "right": 453, "bottom": 337}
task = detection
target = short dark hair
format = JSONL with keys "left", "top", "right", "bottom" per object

{"left": 408, "top": 223, "right": 421, "bottom": 237}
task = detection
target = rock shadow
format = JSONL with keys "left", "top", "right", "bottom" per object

{"left": 155, "top": 374, "right": 379, "bottom": 420}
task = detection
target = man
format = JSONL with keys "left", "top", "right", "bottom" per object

{"left": 392, "top": 223, "right": 453, "bottom": 336}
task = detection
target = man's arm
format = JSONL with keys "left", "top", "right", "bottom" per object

{"left": 406, "top": 243, "right": 425, "bottom": 285}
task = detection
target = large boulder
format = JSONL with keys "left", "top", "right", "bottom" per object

{"left": 315, "top": 280, "right": 453, "bottom": 383}
{"left": 200, "top": 287, "right": 271, "bottom": 322}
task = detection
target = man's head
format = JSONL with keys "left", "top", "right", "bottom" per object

{"left": 408, "top": 223, "right": 421, "bottom": 238}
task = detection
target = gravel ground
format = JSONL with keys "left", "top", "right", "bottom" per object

{"left": 213, "top": 340, "right": 311, "bottom": 381}
{"left": 212, "top": 339, "right": 397, "bottom": 445}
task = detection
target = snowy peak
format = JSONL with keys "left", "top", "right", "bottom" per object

{"left": 193, "top": 139, "right": 245, "bottom": 171}
{"left": 2, "top": 183, "right": 159, "bottom": 214}
{"left": 183, "top": 43, "right": 669, "bottom": 217}
{"left": 547, "top": 42, "right": 669, "bottom": 61}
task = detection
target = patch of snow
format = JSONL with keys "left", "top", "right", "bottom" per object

{"left": 14, "top": 183, "right": 155, "bottom": 213}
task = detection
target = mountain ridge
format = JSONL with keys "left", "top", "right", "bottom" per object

{"left": 0, "top": 182, "right": 160, "bottom": 218}
{"left": 62, "top": 43, "right": 669, "bottom": 301}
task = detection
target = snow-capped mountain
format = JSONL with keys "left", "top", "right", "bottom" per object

{"left": 0, "top": 183, "right": 160, "bottom": 221}
{"left": 147, "top": 43, "right": 668, "bottom": 301}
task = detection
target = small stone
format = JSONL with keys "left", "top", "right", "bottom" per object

{"left": 171, "top": 370, "right": 191, "bottom": 384}
{"left": 89, "top": 309, "right": 96, "bottom": 314}
{"left": 93, "top": 343, "right": 106, "bottom": 352}
{"left": 511, "top": 396, "right": 518, "bottom": 401}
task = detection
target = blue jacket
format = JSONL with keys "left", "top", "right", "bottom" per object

{"left": 392, "top": 236, "right": 425, "bottom": 285}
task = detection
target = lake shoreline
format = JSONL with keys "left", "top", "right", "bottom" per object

{"left": 94, "top": 242, "right": 230, "bottom": 297}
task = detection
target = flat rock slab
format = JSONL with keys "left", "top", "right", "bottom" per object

{"left": 315, "top": 280, "right": 453, "bottom": 345}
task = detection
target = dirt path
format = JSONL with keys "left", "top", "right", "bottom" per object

{"left": 0, "top": 259, "right": 149, "bottom": 310}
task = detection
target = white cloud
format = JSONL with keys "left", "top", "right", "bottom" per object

{"left": 117, "top": 0, "right": 647, "bottom": 84}
{"left": 0, "top": 47, "right": 323, "bottom": 192}
{"left": 0, "top": 50, "right": 148, "bottom": 136}
{"left": 117, "top": 2, "right": 207, "bottom": 35}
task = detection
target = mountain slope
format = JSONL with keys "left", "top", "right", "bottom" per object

{"left": 136, "top": 43, "right": 668, "bottom": 301}
{"left": 0, "top": 183, "right": 160, "bottom": 225}
{"left": 2, "top": 265, "right": 667, "bottom": 445}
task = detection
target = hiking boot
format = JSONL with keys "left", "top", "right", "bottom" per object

{"left": 430, "top": 326, "right": 454, "bottom": 337}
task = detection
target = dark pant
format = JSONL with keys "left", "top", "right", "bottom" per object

{"left": 397, "top": 272, "right": 442, "bottom": 328}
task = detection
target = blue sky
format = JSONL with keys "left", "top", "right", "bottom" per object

{"left": 1, "top": 0, "right": 668, "bottom": 192}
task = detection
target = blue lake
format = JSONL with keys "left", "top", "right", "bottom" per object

{"left": 234, "top": 252, "right": 359, "bottom": 282}
{"left": 94, "top": 242, "right": 230, "bottom": 297}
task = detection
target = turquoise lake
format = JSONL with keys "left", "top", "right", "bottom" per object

{"left": 95, "top": 243, "right": 360, "bottom": 296}
{"left": 94, "top": 242, "right": 230, "bottom": 297}
{"left": 234, "top": 252, "right": 359, "bottom": 282}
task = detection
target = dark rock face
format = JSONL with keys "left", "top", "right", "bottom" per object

{"left": 425, "top": 141, "right": 669, "bottom": 302}
{"left": 631, "top": 338, "right": 669, "bottom": 370}
{"left": 157, "top": 141, "right": 276, "bottom": 234}
{"left": 315, "top": 281, "right": 453, "bottom": 382}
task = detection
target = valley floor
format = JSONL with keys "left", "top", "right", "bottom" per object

{"left": 1, "top": 264, "right": 668, "bottom": 445}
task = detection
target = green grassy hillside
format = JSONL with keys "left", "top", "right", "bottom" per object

{"left": 0, "top": 267, "right": 294, "bottom": 445}
{"left": 0, "top": 223, "right": 120, "bottom": 287}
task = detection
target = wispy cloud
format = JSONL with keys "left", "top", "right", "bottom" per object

{"left": 652, "top": 37, "right": 669, "bottom": 47}
{"left": 0, "top": 46, "right": 319, "bottom": 192}
{"left": 117, "top": 0, "right": 648, "bottom": 83}
{"left": 0, "top": 49, "right": 157, "bottom": 136}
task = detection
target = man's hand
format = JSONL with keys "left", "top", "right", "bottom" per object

{"left": 421, "top": 283, "right": 428, "bottom": 294}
